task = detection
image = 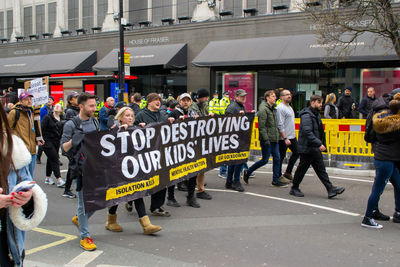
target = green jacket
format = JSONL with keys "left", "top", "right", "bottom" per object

{"left": 189, "top": 101, "right": 208, "bottom": 117}
{"left": 258, "top": 101, "right": 279, "bottom": 143}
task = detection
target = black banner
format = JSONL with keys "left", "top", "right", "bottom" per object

{"left": 83, "top": 113, "right": 255, "bottom": 213}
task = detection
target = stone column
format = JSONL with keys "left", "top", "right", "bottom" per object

{"left": 289, "top": 0, "right": 304, "bottom": 12}
{"left": 10, "top": 0, "right": 22, "bottom": 42}
{"left": 53, "top": 0, "right": 66, "bottom": 37}
{"left": 102, "top": 0, "right": 119, "bottom": 32}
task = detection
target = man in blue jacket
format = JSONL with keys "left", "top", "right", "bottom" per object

{"left": 290, "top": 95, "right": 345, "bottom": 199}
{"left": 98, "top": 97, "right": 115, "bottom": 130}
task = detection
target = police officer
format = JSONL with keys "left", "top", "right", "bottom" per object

{"left": 219, "top": 91, "right": 230, "bottom": 115}
{"left": 208, "top": 91, "right": 220, "bottom": 114}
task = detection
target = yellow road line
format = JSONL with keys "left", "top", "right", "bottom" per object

{"left": 25, "top": 227, "right": 77, "bottom": 255}
{"left": 343, "top": 163, "right": 362, "bottom": 167}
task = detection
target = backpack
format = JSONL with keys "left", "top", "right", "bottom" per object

{"left": 12, "top": 109, "right": 20, "bottom": 129}
{"left": 364, "top": 110, "right": 377, "bottom": 144}
{"left": 68, "top": 117, "right": 99, "bottom": 188}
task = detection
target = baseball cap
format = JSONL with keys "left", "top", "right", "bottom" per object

{"left": 179, "top": 93, "right": 191, "bottom": 100}
{"left": 19, "top": 92, "right": 34, "bottom": 101}
{"left": 67, "top": 91, "right": 79, "bottom": 101}
{"left": 235, "top": 89, "right": 247, "bottom": 97}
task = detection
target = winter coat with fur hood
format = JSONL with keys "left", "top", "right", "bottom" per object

{"left": 1, "top": 134, "right": 33, "bottom": 267}
{"left": 372, "top": 110, "right": 400, "bottom": 161}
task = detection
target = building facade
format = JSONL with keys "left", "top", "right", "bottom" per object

{"left": 1, "top": 0, "right": 399, "bottom": 115}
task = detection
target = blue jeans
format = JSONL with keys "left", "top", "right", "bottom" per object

{"left": 227, "top": 164, "right": 243, "bottom": 184}
{"left": 77, "top": 189, "right": 95, "bottom": 239}
{"left": 28, "top": 154, "right": 37, "bottom": 178}
{"left": 365, "top": 160, "right": 400, "bottom": 217}
{"left": 219, "top": 165, "right": 227, "bottom": 175}
{"left": 248, "top": 142, "right": 280, "bottom": 182}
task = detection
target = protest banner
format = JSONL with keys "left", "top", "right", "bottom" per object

{"left": 25, "top": 77, "right": 49, "bottom": 106}
{"left": 83, "top": 113, "right": 255, "bottom": 213}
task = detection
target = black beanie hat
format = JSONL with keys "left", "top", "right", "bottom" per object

{"left": 197, "top": 88, "right": 210, "bottom": 98}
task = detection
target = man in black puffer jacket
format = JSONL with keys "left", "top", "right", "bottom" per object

{"left": 290, "top": 95, "right": 345, "bottom": 198}
{"left": 135, "top": 93, "right": 174, "bottom": 217}
{"left": 337, "top": 86, "right": 355, "bottom": 118}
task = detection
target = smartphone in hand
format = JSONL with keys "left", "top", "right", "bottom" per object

{"left": 14, "top": 183, "right": 35, "bottom": 193}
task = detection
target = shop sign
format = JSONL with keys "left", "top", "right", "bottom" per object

{"left": 128, "top": 36, "right": 169, "bottom": 46}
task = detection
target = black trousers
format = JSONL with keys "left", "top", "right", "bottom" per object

{"left": 292, "top": 152, "right": 333, "bottom": 192}
{"left": 167, "top": 177, "right": 197, "bottom": 200}
{"left": 150, "top": 188, "right": 167, "bottom": 212}
{"left": 37, "top": 145, "right": 43, "bottom": 159}
{"left": 43, "top": 141, "right": 61, "bottom": 178}
{"left": 279, "top": 138, "right": 300, "bottom": 176}
{"left": 64, "top": 166, "right": 73, "bottom": 192}
{"left": 110, "top": 198, "right": 146, "bottom": 218}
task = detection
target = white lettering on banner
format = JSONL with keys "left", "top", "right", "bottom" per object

{"left": 309, "top": 42, "right": 365, "bottom": 48}
{"left": 309, "top": 19, "right": 375, "bottom": 31}
{"left": 128, "top": 36, "right": 169, "bottom": 46}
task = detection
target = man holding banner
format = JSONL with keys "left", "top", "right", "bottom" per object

{"left": 135, "top": 93, "right": 175, "bottom": 217}
{"left": 168, "top": 93, "right": 201, "bottom": 208}
{"left": 61, "top": 92, "right": 100, "bottom": 251}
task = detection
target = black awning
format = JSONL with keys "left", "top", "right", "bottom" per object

{"left": 93, "top": 43, "right": 187, "bottom": 71}
{"left": 192, "top": 34, "right": 398, "bottom": 67}
{"left": 0, "top": 50, "right": 97, "bottom": 77}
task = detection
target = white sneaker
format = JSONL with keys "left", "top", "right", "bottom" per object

{"left": 45, "top": 177, "right": 55, "bottom": 185}
{"left": 57, "top": 178, "right": 66, "bottom": 188}
{"left": 218, "top": 174, "right": 227, "bottom": 179}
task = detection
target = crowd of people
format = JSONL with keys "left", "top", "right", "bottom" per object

{"left": 1, "top": 84, "right": 400, "bottom": 263}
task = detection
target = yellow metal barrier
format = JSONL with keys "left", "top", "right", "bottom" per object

{"left": 250, "top": 117, "right": 373, "bottom": 157}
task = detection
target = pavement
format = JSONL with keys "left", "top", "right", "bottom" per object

{"left": 22, "top": 156, "right": 400, "bottom": 267}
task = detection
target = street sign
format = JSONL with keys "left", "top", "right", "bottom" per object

{"left": 124, "top": 52, "right": 131, "bottom": 76}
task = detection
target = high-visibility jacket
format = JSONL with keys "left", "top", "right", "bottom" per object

{"left": 208, "top": 97, "right": 220, "bottom": 114}
{"left": 219, "top": 96, "right": 230, "bottom": 115}
{"left": 276, "top": 99, "right": 282, "bottom": 107}
{"left": 140, "top": 99, "right": 147, "bottom": 109}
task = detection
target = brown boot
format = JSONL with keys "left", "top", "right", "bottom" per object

{"left": 139, "top": 215, "right": 162, "bottom": 235}
{"left": 105, "top": 213, "right": 123, "bottom": 232}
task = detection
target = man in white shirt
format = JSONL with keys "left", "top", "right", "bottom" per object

{"left": 276, "top": 89, "right": 299, "bottom": 181}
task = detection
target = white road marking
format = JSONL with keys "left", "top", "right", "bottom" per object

{"left": 64, "top": 250, "right": 103, "bottom": 267}
{"left": 206, "top": 188, "right": 361, "bottom": 217}
{"left": 253, "top": 171, "right": 374, "bottom": 183}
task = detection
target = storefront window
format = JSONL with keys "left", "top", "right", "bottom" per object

{"left": 215, "top": 66, "right": 385, "bottom": 116}
{"left": 128, "top": 70, "right": 187, "bottom": 99}
{"left": 361, "top": 68, "right": 400, "bottom": 97}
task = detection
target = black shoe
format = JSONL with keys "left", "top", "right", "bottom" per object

{"left": 372, "top": 209, "right": 390, "bottom": 221}
{"left": 272, "top": 181, "right": 289, "bottom": 188}
{"left": 361, "top": 216, "right": 383, "bottom": 229}
{"left": 125, "top": 202, "right": 133, "bottom": 212}
{"left": 62, "top": 191, "right": 76, "bottom": 199}
{"left": 328, "top": 187, "right": 345, "bottom": 199}
{"left": 243, "top": 170, "right": 250, "bottom": 185}
{"left": 232, "top": 182, "right": 244, "bottom": 192}
{"left": 225, "top": 183, "right": 232, "bottom": 189}
{"left": 393, "top": 211, "right": 400, "bottom": 223}
{"left": 177, "top": 182, "right": 188, "bottom": 192}
{"left": 290, "top": 187, "right": 304, "bottom": 197}
{"left": 186, "top": 197, "right": 200, "bottom": 208}
{"left": 167, "top": 198, "right": 181, "bottom": 207}
{"left": 196, "top": 191, "right": 212, "bottom": 200}
{"left": 36, "top": 158, "right": 41, "bottom": 164}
